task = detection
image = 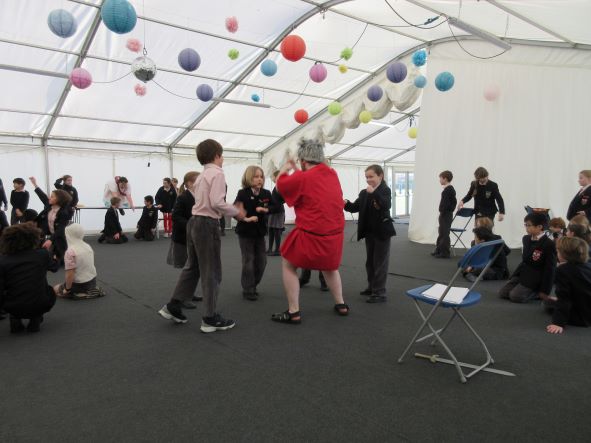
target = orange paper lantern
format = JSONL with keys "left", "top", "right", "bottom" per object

{"left": 294, "top": 109, "right": 308, "bottom": 124}
{"left": 281, "top": 35, "right": 306, "bottom": 62}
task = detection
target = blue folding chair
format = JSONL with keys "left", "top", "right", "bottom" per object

{"left": 398, "top": 239, "right": 516, "bottom": 383}
{"left": 450, "top": 208, "right": 475, "bottom": 255}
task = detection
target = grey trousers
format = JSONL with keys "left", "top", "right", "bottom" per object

{"left": 499, "top": 277, "right": 536, "bottom": 303}
{"left": 238, "top": 236, "right": 267, "bottom": 293}
{"left": 171, "top": 216, "right": 220, "bottom": 317}
{"left": 365, "top": 234, "right": 391, "bottom": 296}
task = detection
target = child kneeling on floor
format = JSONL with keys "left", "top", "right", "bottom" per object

{"left": 463, "top": 226, "right": 510, "bottom": 282}
{"left": 54, "top": 224, "right": 105, "bottom": 300}
{"left": 98, "top": 197, "right": 128, "bottom": 244}
{"left": 0, "top": 223, "right": 58, "bottom": 333}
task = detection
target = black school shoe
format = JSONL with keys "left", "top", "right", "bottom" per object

{"left": 27, "top": 316, "right": 43, "bottom": 333}
{"left": 243, "top": 291, "right": 258, "bottom": 301}
{"left": 366, "top": 295, "right": 387, "bottom": 304}
{"left": 360, "top": 288, "right": 372, "bottom": 296}
{"left": 158, "top": 302, "right": 188, "bottom": 324}
{"left": 10, "top": 317, "right": 25, "bottom": 333}
{"left": 200, "top": 314, "right": 235, "bottom": 333}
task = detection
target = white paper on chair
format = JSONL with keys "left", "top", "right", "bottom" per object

{"left": 421, "top": 284, "right": 469, "bottom": 304}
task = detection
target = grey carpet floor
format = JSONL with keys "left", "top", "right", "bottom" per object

{"left": 1, "top": 223, "right": 589, "bottom": 442}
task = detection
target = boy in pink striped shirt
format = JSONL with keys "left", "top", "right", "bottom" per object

{"left": 159, "top": 139, "right": 245, "bottom": 332}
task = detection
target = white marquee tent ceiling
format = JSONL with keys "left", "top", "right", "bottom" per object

{"left": 0, "top": 0, "right": 589, "bottom": 164}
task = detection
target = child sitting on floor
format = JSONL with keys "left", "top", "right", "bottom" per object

{"left": 54, "top": 224, "right": 105, "bottom": 300}
{"left": 499, "top": 212, "right": 556, "bottom": 303}
{"left": 98, "top": 197, "right": 128, "bottom": 244}
{"left": 549, "top": 217, "right": 567, "bottom": 241}
{"left": 546, "top": 237, "right": 591, "bottom": 334}
{"left": 134, "top": 195, "right": 158, "bottom": 241}
{"left": 463, "top": 226, "right": 510, "bottom": 282}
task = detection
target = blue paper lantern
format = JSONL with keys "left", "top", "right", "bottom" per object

{"left": 48, "top": 9, "right": 77, "bottom": 38}
{"left": 367, "top": 85, "right": 383, "bottom": 102}
{"left": 196, "top": 84, "right": 214, "bottom": 102}
{"left": 386, "top": 62, "right": 407, "bottom": 83}
{"left": 435, "top": 72, "right": 455, "bottom": 92}
{"left": 251, "top": 94, "right": 260, "bottom": 103}
{"left": 260, "top": 60, "right": 277, "bottom": 77}
{"left": 412, "top": 50, "right": 427, "bottom": 67}
{"left": 414, "top": 75, "right": 427, "bottom": 88}
{"left": 101, "top": 0, "right": 137, "bottom": 35}
{"left": 178, "top": 48, "right": 201, "bottom": 72}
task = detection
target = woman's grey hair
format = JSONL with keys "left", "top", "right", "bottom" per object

{"left": 297, "top": 138, "right": 325, "bottom": 164}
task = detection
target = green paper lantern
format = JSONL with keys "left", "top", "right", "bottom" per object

{"left": 328, "top": 102, "right": 342, "bottom": 116}
{"left": 228, "top": 48, "right": 239, "bottom": 60}
{"left": 340, "top": 47, "right": 353, "bottom": 61}
{"left": 359, "top": 110, "right": 372, "bottom": 124}
{"left": 408, "top": 127, "right": 418, "bottom": 139}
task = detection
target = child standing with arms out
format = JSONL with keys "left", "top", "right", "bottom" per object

{"left": 499, "top": 212, "right": 556, "bottom": 303}
{"left": 155, "top": 177, "right": 176, "bottom": 237}
{"left": 234, "top": 166, "right": 272, "bottom": 301}
{"left": 458, "top": 167, "right": 505, "bottom": 224}
{"left": 134, "top": 195, "right": 158, "bottom": 241}
{"left": 546, "top": 237, "right": 591, "bottom": 334}
{"left": 10, "top": 178, "right": 29, "bottom": 225}
{"left": 98, "top": 197, "right": 128, "bottom": 244}
{"left": 432, "top": 170, "right": 456, "bottom": 259}
{"left": 158, "top": 139, "right": 245, "bottom": 332}
{"left": 267, "top": 170, "right": 286, "bottom": 256}
{"left": 344, "top": 165, "right": 395, "bottom": 303}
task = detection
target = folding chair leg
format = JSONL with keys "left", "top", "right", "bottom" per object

{"left": 398, "top": 301, "right": 441, "bottom": 363}
{"left": 455, "top": 310, "right": 495, "bottom": 376}
{"left": 428, "top": 311, "right": 458, "bottom": 346}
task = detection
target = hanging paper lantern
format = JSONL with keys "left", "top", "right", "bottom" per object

{"left": 126, "top": 38, "right": 142, "bottom": 53}
{"left": 251, "top": 94, "right": 260, "bottom": 103}
{"left": 178, "top": 48, "right": 201, "bottom": 72}
{"left": 228, "top": 48, "right": 240, "bottom": 60}
{"left": 435, "top": 72, "right": 455, "bottom": 92}
{"left": 260, "top": 60, "right": 277, "bottom": 77}
{"left": 414, "top": 75, "right": 427, "bottom": 89}
{"left": 386, "top": 62, "right": 407, "bottom": 83}
{"left": 69, "top": 68, "right": 92, "bottom": 89}
{"left": 280, "top": 35, "right": 306, "bottom": 62}
{"left": 359, "top": 110, "right": 372, "bottom": 124}
{"left": 134, "top": 83, "right": 147, "bottom": 96}
{"left": 225, "top": 16, "right": 239, "bottom": 33}
{"left": 47, "top": 9, "right": 77, "bottom": 38}
{"left": 131, "top": 56, "right": 157, "bottom": 82}
{"left": 338, "top": 64, "right": 348, "bottom": 74}
{"left": 340, "top": 47, "right": 353, "bottom": 61}
{"left": 294, "top": 109, "right": 308, "bottom": 124}
{"left": 412, "top": 50, "right": 427, "bottom": 67}
{"left": 309, "top": 63, "right": 327, "bottom": 83}
{"left": 101, "top": 0, "right": 137, "bottom": 34}
{"left": 408, "top": 127, "right": 418, "bottom": 139}
{"left": 367, "top": 85, "right": 383, "bottom": 102}
{"left": 483, "top": 84, "right": 500, "bottom": 101}
{"left": 328, "top": 102, "right": 342, "bottom": 116}
{"left": 196, "top": 84, "right": 214, "bottom": 102}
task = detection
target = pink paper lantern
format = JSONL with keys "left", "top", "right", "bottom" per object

{"left": 134, "top": 83, "right": 146, "bottom": 96}
{"left": 126, "top": 38, "right": 142, "bottom": 53}
{"left": 483, "top": 84, "right": 500, "bottom": 101}
{"left": 69, "top": 68, "right": 92, "bottom": 89}
{"left": 309, "top": 63, "right": 327, "bottom": 83}
{"left": 225, "top": 16, "right": 238, "bottom": 33}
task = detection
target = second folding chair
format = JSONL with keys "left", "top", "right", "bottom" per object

{"left": 450, "top": 207, "right": 475, "bottom": 255}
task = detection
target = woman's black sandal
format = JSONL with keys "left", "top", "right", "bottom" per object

{"left": 271, "top": 310, "right": 301, "bottom": 324}
{"left": 334, "top": 303, "right": 350, "bottom": 316}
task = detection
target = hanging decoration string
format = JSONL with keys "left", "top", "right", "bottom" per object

{"left": 383, "top": 0, "right": 447, "bottom": 29}
{"left": 270, "top": 79, "right": 311, "bottom": 110}
{"left": 327, "top": 23, "right": 369, "bottom": 64}
{"left": 447, "top": 22, "right": 509, "bottom": 60}
{"left": 152, "top": 79, "right": 198, "bottom": 100}
{"left": 93, "top": 72, "right": 132, "bottom": 84}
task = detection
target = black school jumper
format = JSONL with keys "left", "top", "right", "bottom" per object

{"left": 234, "top": 188, "right": 272, "bottom": 295}
{"left": 552, "top": 262, "right": 591, "bottom": 328}
{"left": 566, "top": 186, "right": 591, "bottom": 221}
{"left": 54, "top": 178, "right": 79, "bottom": 219}
{"left": 10, "top": 189, "right": 29, "bottom": 225}
{"left": 0, "top": 178, "right": 8, "bottom": 232}
{"left": 99, "top": 207, "right": 128, "bottom": 244}
{"left": 34, "top": 188, "right": 71, "bottom": 262}
{"left": 344, "top": 181, "right": 395, "bottom": 297}
{"left": 134, "top": 205, "right": 159, "bottom": 241}
{"left": 461, "top": 180, "right": 505, "bottom": 221}
{"left": 434, "top": 185, "right": 457, "bottom": 257}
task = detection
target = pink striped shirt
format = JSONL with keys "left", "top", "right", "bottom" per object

{"left": 192, "top": 164, "right": 238, "bottom": 219}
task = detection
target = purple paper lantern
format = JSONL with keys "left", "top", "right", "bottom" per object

{"left": 70, "top": 68, "right": 92, "bottom": 89}
{"left": 196, "top": 84, "right": 214, "bottom": 102}
{"left": 309, "top": 63, "right": 327, "bottom": 83}
{"left": 178, "top": 48, "right": 201, "bottom": 72}
{"left": 386, "top": 62, "right": 407, "bottom": 83}
{"left": 367, "top": 85, "right": 383, "bottom": 102}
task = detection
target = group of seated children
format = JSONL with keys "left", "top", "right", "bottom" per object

{"left": 99, "top": 195, "right": 160, "bottom": 244}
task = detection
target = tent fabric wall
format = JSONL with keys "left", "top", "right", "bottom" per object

{"left": 409, "top": 42, "right": 591, "bottom": 248}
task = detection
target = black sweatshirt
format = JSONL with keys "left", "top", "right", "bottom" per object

{"left": 461, "top": 180, "right": 505, "bottom": 217}
{"left": 566, "top": 186, "right": 591, "bottom": 221}
{"left": 439, "top": 185, "right": 457, "bottom": 213}
{"left": 33, "top": 188, "right": 70, "bottom": 258}
{"left": 10, "top": 190, "right": 29, "bottom": 211}
{"left": 234, "top": 188, "right": 272, "bottom": 238}
{"left": 512, "top": 234, "right": 556, "bottom": 294}
{"left": 171, "top": 191, "right": 195, "bottom": 245}
{"left": 552, "top": 262, "right": 591, "bottom": 327}
{"left": 102, "top": 207, "right": 122, "bottom": 237}
{"left": 344, "top": 181, "right": 394, "bottom": 241}
{"left": 137, "top": 205, "right": 158, "bottom": 230}
{"left": 0, "top": 178, "right": 7, "bottom": 207}
{"left": 269, "top": 187, "right": 285, "bottom": 214}
{"left": 155, "top": 186, "right": 177, "bottom": 213}
{"left": 54, "top": 178, "right": 79, "bottom": 207}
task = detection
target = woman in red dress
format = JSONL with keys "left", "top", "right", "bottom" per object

{"left": 271, "top": 139, "right": 349, "bottom": 324}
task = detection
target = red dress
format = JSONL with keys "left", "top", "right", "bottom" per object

{"left": 277, "top": 163, "right": 345, "bottom": 271}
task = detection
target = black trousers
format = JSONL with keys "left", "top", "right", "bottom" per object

{"left": 7, "top": 285, "right": 56, "bottom": 319}
{"left": 10, "top": 208, "right": 24, "bottom": 225}
{"left": 300, "top": 269, "right": 326, "bottom": 286}
{"left": 435, "top": 211, "right": 453, "bottom": 256}
{"left": 134, "top": 226, "right": 155, "bottom": 241}
{"left": 268, "top": 228, "right": 283, "bottom": 251}
{"left": 365, "top": 234, "right": 391, "bottom": 296}
{"left": 238, "top": 236, "right": 267, "bottom": 293}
